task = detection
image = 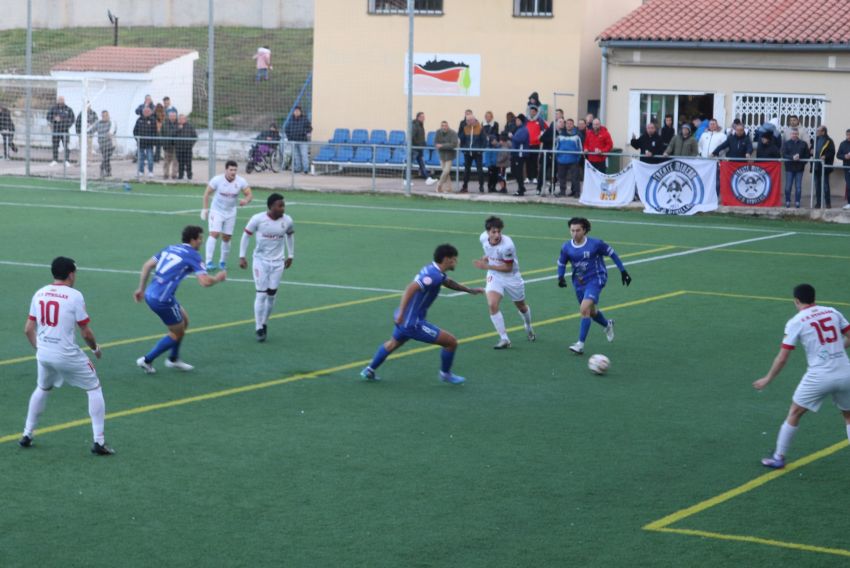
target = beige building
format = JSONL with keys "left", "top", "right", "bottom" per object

{"left": 312, "top": 0, "right": 641, "bottom": 141}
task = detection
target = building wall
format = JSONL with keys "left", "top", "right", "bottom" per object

{"left": 312, "top": 0, "right": 595, "bottom": 142}
{"left": 1, "top": 0, "right": 314, "bottom": 29}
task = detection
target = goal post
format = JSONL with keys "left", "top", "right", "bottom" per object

{"left": 0, "top": 74, "right": 105, "bottom": 191}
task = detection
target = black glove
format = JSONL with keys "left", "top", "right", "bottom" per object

{"left": 621, "top": 271, "right": 632, "bottom": 286}
{"left": 557, "top": 277, "right": 567, "bottom": 288}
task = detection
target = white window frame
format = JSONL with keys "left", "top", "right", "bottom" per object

{"left": 368, "top": 0, "right": 443, "bottom": 15}
{"left": 628, "top": 89, "right": 708, "bottom": 138}
{"left": 514, "top": 0, "right": 553, "bottom": 17}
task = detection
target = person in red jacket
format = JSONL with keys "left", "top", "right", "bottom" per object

{"left": 525, "top": 106, "right": 547, "bottom": 183}
{"left": 584, "top": 118, "right": 613, "bottom": 173}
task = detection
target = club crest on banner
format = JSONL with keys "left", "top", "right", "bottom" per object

{"left": 599, "top": 177, "right": 618, "bottom": 201}
{"left": 643, "top": 160, "right": 705, "bottom": 215}
{"left": 730, "top": 165, "right": 771, "bottom": 205}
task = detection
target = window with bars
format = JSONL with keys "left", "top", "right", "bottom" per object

{"left": 514, "top": 0, "right": 553, "bottom": 17}
{"left": 732, "top": 93, "right": 825, "bottom": 141}
{"left": 368, "top": 0, "right": 443, "bottom": 15}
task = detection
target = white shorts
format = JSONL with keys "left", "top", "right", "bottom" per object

{"left": 792, "top": 372, "right": 850, "bottom": 412}
{"left": 253, "top": 258, "right": 285, "bottom": 291}
{"left": 37, "top": 352, "right": 100, "bottom": 391}
{"left": 209, "top": 208, "right": 237, "bottom": 236}
{"left": 485, "top": 273, "right": 526, "bottom": 302}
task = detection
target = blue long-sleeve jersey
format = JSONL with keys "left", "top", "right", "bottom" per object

{"left": 557, "top": 237, "right": 625, "bottom": 287}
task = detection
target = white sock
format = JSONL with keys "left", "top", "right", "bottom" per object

{"left": 24, "top": 387, "right": 50, "bottom": 437}
{"left": 264, "top": 294, "right": 277, "bottom": 324}
{"left": 254, "top": 293, "right": 267, "bottom": 330}
{"left": 490, "top": 311, "right": 508, "bottom": 340}
{"left": 205, "top": 235, "right": 217, "bottom": 265}
{"left": 87, "top": 387, "right": 106, "bottom": 445}
{"left": 220, "top": 240, "right": 231, "bottom": 264}
{"left": 775, "top": 421, "right": 798, "bottom": 460}
{"left": 519, "top": 306, "right": 533, "bottom": 331}
{"left": 846, "top": 424, "right": 850, "bottom": 443}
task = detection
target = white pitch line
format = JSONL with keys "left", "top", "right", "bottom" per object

{"left": 0, "top": 261, "right": 403, "bottom": 294}
{"left": 443, "top": 231, "right": 797, "bottom": 297}
{"left": 0, "top": 201, "right": 186, "bottom": 215}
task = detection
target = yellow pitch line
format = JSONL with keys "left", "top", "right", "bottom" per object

{"left": 715, "top": 248, "right": 850, "bottom": 260}
{"left": 644, "top": 439, "right": 848, "bottom": 531}
{"left": 685, "top": 290, "right": 850, "bottom": 307}
{"left": 0, "top": 290, "right": 687, "bottom": 445}
{"left": 649, "top": 527, "right": 850, "bottom": 558}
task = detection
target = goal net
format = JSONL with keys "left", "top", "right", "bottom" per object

{"left": 0, "top": 74, "right": 111, "bottom": 191}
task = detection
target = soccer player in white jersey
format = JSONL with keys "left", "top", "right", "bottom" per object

{"left": 753, "top": 284, "right": 850, "bottom": 469}
{"left": 473, "top": 216, "right": 535, "bottom": 349}
{"left": 239, "top": 193, "right": 295, "bottom": 342}
{"left": 19, "top": 257, "right": 114, "bottom": 455}
{"left": 200, "top": 159, "right": 253, "bottom": 270}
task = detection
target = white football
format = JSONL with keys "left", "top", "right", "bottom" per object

{"left": 588, "top": 354, "right": 610, "bottom": 375}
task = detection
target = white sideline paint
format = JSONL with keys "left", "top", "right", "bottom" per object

{"left": 0, "top": 261, "right": 403, "bottom": 294}
{"left": 445, "top": 231, "right": 797, "bottom": 297}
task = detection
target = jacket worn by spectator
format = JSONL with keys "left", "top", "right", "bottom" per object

{"left": 665, "top": 134, "right": 698, "bottom": 157}
{"left": 781, "top": 138, "right": 809, "bottom": 172}
{"left": 460, "top": 122, "right": 486, "bottom": 150}
{"left": 556, "top": 128, "right": 583, "bottom": 165}
{"left": 135, "top": 101, "right": 155, "bottom": 116}
{"left": 755, "top": 144, "right": 781, "bottom": 160}
{"left": 836, "top": 139, "right": 850, "bottom": 166}
{"left": 511, "top": 125, "right": 530, "bottom": 157}
{"left": 698, "top": 130, "right": 726, "bottom": 158}
{"left": 175, "top": 121, "right": 198, "bottom": 151}
{"left": 47, "top": 103, "right": 75, "bottom": 133}
{"left": 133, "top": 115, "right": 158, "bottom": 149}
{"left": 482, "top": 120, "right": 500, "bottom": 140}
{"left": 285, "top": 115, "right": 312, "bottom": 142}
{"left": 584, "top": 126, "right": 613, "bottom": 164}
{"left": 161, "top": 118, "right": 180, "bottom": 150}
{"left": 813, "top": 134, "right": 835, "bottom": 170}
{"left": 714, "top": 133, "right": 753, "bottom": 158}
{"left": 660, "top": 125, "right": 675, "bottom": 148}
{"left": 74, "top": 108, "right": 98, "bottom": 135}
{"left": 630, "top": 131, "right": 665, "bottom": 163}
{"left": 411, "top": 119, "right": 427, "bottom": 148}
{"left": 526, "top": 116, "right": 546, "bottom": 147}
{"left": 434, "top": 128, "right": 458, "bottom": 162}
{"left": 0, "top": 107, "right": 15, "bottom": 134}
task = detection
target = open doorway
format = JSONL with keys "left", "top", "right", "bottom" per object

{"left": 637, "top": 92, "right": 715, "bottom": 133}
{"left": 676, "top": 94, "right": 714, "bottom": 127}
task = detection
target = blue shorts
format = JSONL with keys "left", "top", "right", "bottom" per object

{"left": 574, "top": 282, "right": 604, "bottom": 305}
{"left": 392, "top": 320, "right": 441, "bottom": 344}
{"left": 145, "top": 296, "right": 184, "bottom": 326}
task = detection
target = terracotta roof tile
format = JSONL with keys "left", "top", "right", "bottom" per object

{"left": 51, "top": 47, "right": 197, "bottom": 73}
{"left": 599, "top": 0, "right": 850, "bottom": 44}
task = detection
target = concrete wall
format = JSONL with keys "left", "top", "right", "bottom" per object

{"left": 0, "top": 0, "right": 314, "bottom": 29}
{"left": 312, "top": 0, "right": 637, "bottom": 142}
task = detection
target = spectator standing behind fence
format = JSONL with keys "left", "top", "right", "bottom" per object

{"left": 484, "top": 134, "right": 499, "bottom": 193}
{"left": 253, "top": 46, "right": 272, "bottom": 83}
{"left": 781, "top": 127, "right": 809, "bottom": 208}
{"left": 47, "top": 96, "right": 74, "bottom": 167}
{"left": 162, "top": 96, "right": 177, "bottom": 116}
{"left": 812, "top": 125, "right": 835, "bottom": 209}
{"left": 783, "top": 115, "right": 809, "bottom": 148}
{"left": 482, "top": 111, "right": 499, "bottom": 141}
{"left": 755, "top": 132, "right": 781, "bottom": 160}
{"left": 503, "top": 112, "right": 517, "bottom": 139}
{"left": 134, "top": 106, "right": 157, "bottom": 180}
{"left": 153, "top": 103, "right": 165, "bottom": 163}
{"left": 537, "top": 118, "right": 558, "bottom": 195}
{"left": 93, "top": 110, "right": 116, "bottom": 178}
{"left": 0, "top": 105, "right": 16, "bottom": 159}
{"left": 556, "top": 118, "right": 583, "bottom": 197}
{"left": 175, "top": 114, "right": 198, "bottom": 180}
{"left": 525, "top": 106, "right": 546, "bottom": 183}
{"left": 630, "top": 122, "right": 665, "bottom": 164}
{"left": 584, "top": 119, "right": 613, "bottom": 173}
{"left": 460, "top": 115, "right": 486, "bottom": 193}
{"left": 511, "top": 114, "right": 529, "bottom": 196}
{"left": 161, "top": 110, "right": 179, "bottom": 180}
{"left": 135, "top": 95, "right": 155, "bottom": 116}
{"left": 434, "top": 120, "right": 458, "bottom": 194}
{"left": 285, "top": 106, "right": 312, "bottom": 175}
{"left": 411, "top": 112, "right": 435, "bottom": 185}
{"left": 663, "top": 124, "right": 698, "bottom": 158}
{"left": 660, "top": 114, "right": 675, "bottom": 149}
{"left": 74, "top": 104, "right": 97, "bottom": 157}
{"left": 713, "top": 123, "right": 752, "bottom": 159}
{"left": 698, "top": 119, "right": 725, "bottom": 158}
{"left": 836, "top": 129, "right": 850, "bottom": 210}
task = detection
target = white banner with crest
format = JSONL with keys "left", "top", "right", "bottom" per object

{"left": 579, "top": 162, "right": 635, "bottom": 208}
{"left": 633, "top": 159, "right": 718, "bottom": 215}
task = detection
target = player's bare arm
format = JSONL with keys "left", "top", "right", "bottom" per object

{"left": 239, "top": 186, "right": 254, "bottom": 207}
{"left": 753, "top": 347, "right": 791, "bottom": 390}
{"left": 134, "top": 257, "right": 158, "bottom": 302}
{"left": 473, "top": 256, "right": 512, "bottom": 272}
{"left": 394, "top": 282, "right": 420, "bottom": 324}
{"left": 79, "top": 323, "right": 102, "bottom": 359}
{"left": 197, "top": 271, "right": 227, "bottom": 287}
{"left": 24, "top": 318, "right": 37, "bottom": 349}
{"left": 201, "top": 185, "right": 214, "bottom": 220}
{"left": 443, "top": 278, "right": 484, "bottom": 295}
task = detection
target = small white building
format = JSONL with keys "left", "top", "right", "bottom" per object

{"left": 50, "top": 46, "right": 199, "bottom": 153}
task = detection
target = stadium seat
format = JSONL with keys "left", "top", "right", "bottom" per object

{"left": 330, "top": 128, "right": 349, "bottom": 144}
{"left": 388, "top": 130, "right": 406, "bottom": 147}
{"left": 426, "top": 131, "right": 436, "bottom": 147}
{"left": 374, "top": 147, "right": 391, "bottom": 163}
{"left": 425, "top": 149, "right": 440, "bottom": 167}
{"left": 350, "top": 129, "right": 369, "bottom": 145}
{"left": 351, "top": 146, "right": 373, "bottom": 163}
{"left": 314, "top": 145, "right": 336, "bottom": 162}
{"left": 369, "top": 130, "right": 388, "bottom": 145}
{"left": 389, "top": 148, "right": 407, "bottom": 164}
{"left": 333, "top": 145, "right": 354, "bottom": 163}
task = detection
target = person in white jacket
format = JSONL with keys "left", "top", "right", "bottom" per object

{"left": 698, "top": 118, "right": 726, "bottom": 158}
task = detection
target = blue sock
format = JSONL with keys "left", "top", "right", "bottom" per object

{"left": 145, "top": 335, "right": 178, "bottom": 363}
{"left": 369, "top": 345, "right": 390, "bottom": 370}
{"left": 592, "top": 310, "right": 608, "bottom": 327}
{"left": 170, "top": 340, "right": 182, "bottom": 362}
{"left": 440, "top": 349, "right": 455, "bottom": 374}
{"left": 579, "top": 318, "right": 592, "bottom": 342}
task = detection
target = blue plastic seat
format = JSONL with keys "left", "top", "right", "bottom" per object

{"left": 426, "top": 131, "right": 436, "bottom": 147}
{"left": 425, "top": 149, "right": 441, "bottom": 166}
{"left": 314, "top": 145, "right": 336, "bottom": 162}
{"left": 330, "top": 128, "right": 349, "bottom": 144}
{"left": 351, "top": 146, "right": 373, "bottom": 163}
{"left": 389, "top": 148, "right": 407, "bottom": 164}
{"left": 388, "top": 130, "right": 406, "bottom": 147}
{"left": 350, "top": 129, "right": 369, "bottom": 145}
{"left": 374, "top": 147, "right": 391, "bottom": 163}
{"left": 369, "top": 130, "right": 388, "bottom": 145}
{"left": 333, "top": 146, "right": 354, "bottom": 163}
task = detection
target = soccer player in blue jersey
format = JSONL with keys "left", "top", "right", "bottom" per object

{"left": 360, "top": 244, "right": 484, "bottom": 384}
{"left": 557, "top": 217, "right": 632, "bottom": 355}
{"left": 133, "top": 225, "right": 227, "bottom": 373}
